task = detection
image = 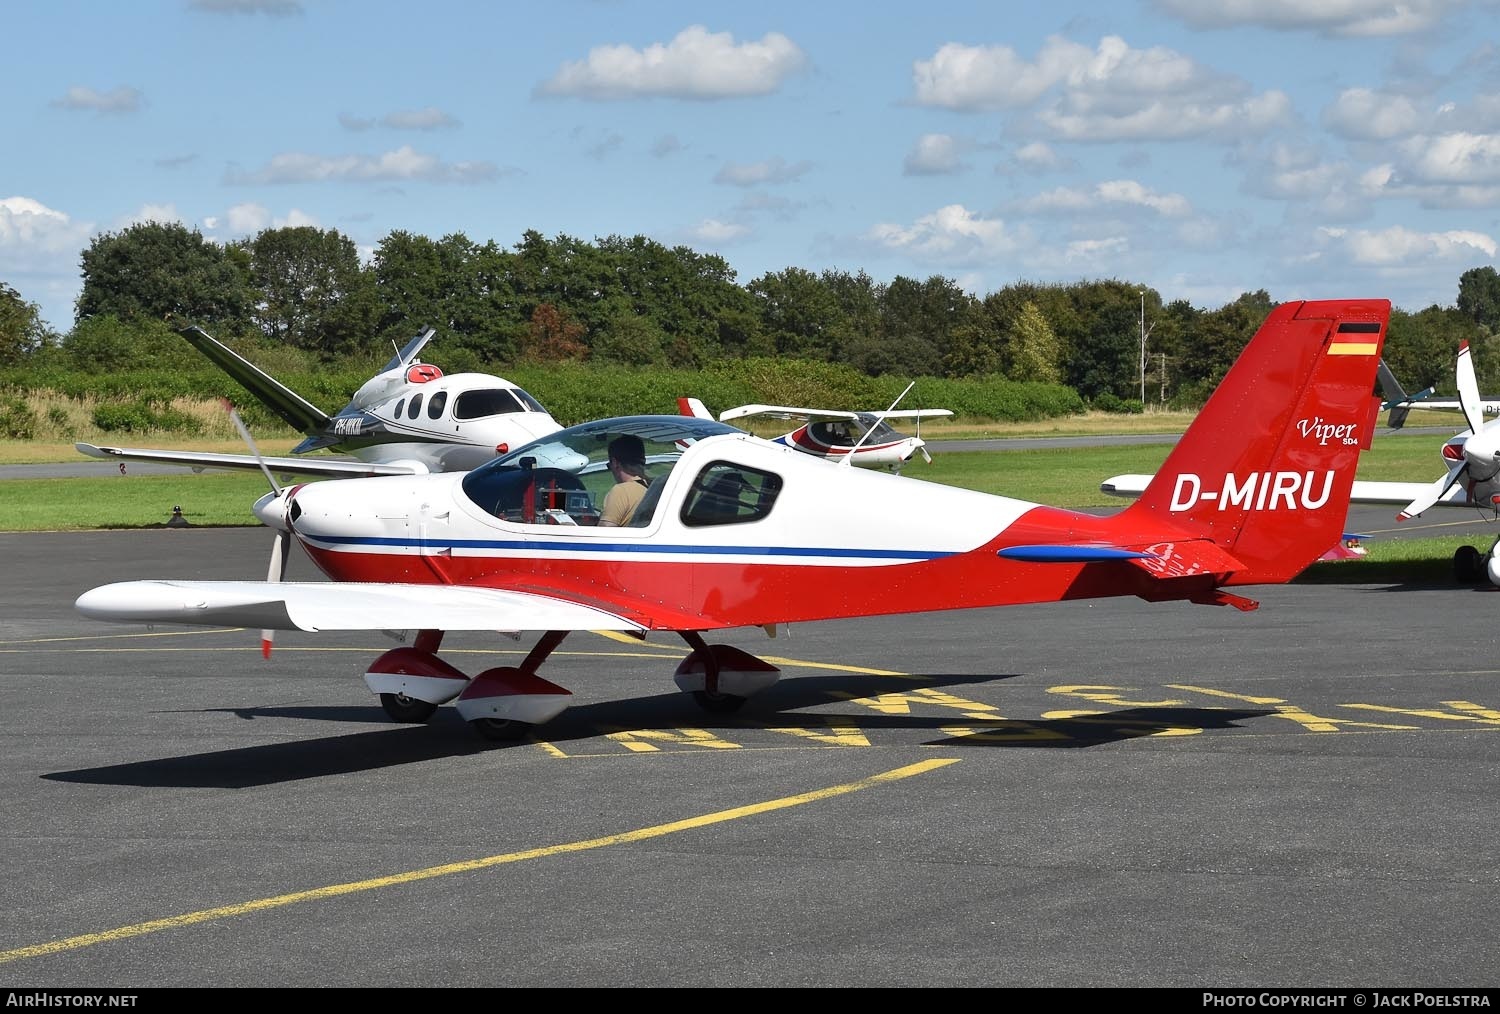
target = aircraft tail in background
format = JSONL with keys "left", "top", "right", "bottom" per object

{"left": 1120, "top": 299, "right": 1390, "bottom": 586}
{"left": 176, "top": 323, "right": 333, "bottom": 438}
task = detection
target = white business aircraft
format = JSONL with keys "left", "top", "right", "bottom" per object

{"left": 76, "top": 322, "right": 564, "bottom": 480}
{"left": 1103, "top": 339, "right": 1500, "bottom": 583}
{"left": 677, "top": 387, "right": 952, "bottom": 472}
{"left": 76, "top": 299, "right": 1392, "bottom": 743}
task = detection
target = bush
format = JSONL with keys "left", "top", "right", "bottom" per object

{"left": 91, "top": 400, "right": 202, "bottom": 434}
{"left": 1090, "top": 393, "right": 1144, "bottom": 414}
{"left": 0, "top": 395, "right": 37, "bottom": 438}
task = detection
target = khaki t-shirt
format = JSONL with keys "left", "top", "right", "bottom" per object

{"left": 600, "top": 476, "right": 650, "bottom": 526}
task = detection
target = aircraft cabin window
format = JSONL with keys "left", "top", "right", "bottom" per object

{"left": 394, "top": 398, "right": 405, "bottom": 418}
{"left": 459, "top": 416, "right": 740, "bottom": 529}
{"left": 454, "top": 389, "right": 528, "bottom": 419}
{"left": 408, "top": 393, "right": 423, "bottom": 419}
{"left": 426, "top": 390, "right": 448, "bottom": 419}
{"left": 681, "top": 463, "right": 781, "bottom": 527}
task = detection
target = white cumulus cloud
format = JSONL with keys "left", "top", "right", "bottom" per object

{"left": 537, "top": 25, "right": 808, "bottom": 100}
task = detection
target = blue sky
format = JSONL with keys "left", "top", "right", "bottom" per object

{"left": 5, "top": 0, "right": 1500, "bottom": 335}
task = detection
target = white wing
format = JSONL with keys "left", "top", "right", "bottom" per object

{"left": 866, "top": 409, "right": 954, "bottom": 421}
{"left": 76, "top": 443, "right": 416, "bottom": 479}
{"left": 76, "top": 580, "right": 645, "bottom": 634}
{"left": 718, "top": 404, "right": 860, "bottom": 424}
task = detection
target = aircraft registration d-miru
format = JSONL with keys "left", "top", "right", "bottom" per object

{"left": 76, "top": 299, "right": 1391, "bottom": 743}
{"left": 76, "top": 322, "right": 563, "bottom": 479}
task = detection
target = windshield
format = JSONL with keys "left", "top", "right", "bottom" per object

{"left": 453, "top": 388, "right": 534, "bottom": 419}
{"left": 460, "top": 415, "right": 741, "bottom": 526}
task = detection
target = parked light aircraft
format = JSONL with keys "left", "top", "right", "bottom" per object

{"left": 76, "top": 298, "right": 1391, "bottom": 743}
{"left": 676, "top": 390, "right": 953, "bottom": 472}
{"left": 76, "top": 322, "right": 563, "bottom": 480}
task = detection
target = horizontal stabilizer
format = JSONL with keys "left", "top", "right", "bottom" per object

{"left": 997, "top": 544, "right": 1157, "bottom": 563}
{"left": 1124, "top": 539, "right": 1248, "bottom": 580}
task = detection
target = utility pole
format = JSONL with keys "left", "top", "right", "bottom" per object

{"left": 1139, "top": 290, "right": 1146, "bottom": 404}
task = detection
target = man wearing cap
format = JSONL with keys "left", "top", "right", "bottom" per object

{"left": 597, "top": 434, "right": 651, "bottom": 527}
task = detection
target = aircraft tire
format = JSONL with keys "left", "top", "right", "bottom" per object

{"left": 379, "top": 692, "right": 439, "bottom": 724}
{"left": 1453, "top": 544, "right": 1485, "bottom": 583}
{"left": 692, "top": 690, "right": 748, "bottom": 714}
{"left": 471, "top": 718, "right": 530, "bottom": 742}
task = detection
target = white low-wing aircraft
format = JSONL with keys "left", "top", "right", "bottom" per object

{"left": 76, "top": 322, "right": 563, "bottom": 479}
{"left": 677, "top": 387, "right": 953, "bottom": 472}
{"left": 1103, "top": 338, "right": 1500, "bottom": 583}
{"left": 77, "top": 299, "right": 1390, "bottom": 743}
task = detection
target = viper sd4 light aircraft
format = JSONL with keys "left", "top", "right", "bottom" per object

{"left": 76, "top": 298, "right": 1391, "bottom": 743}
{"left": 677, "top": 390, "right": 953, "bottom": 472}
{"left": 76, "top": 322, "right": 564, "bottom": 479}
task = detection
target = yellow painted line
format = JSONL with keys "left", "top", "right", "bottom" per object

{"left": 0, "top": 758, "right": 957, "bottom": 965}
{"left": 0, "top": 628, "right": 246, "bottom": 645}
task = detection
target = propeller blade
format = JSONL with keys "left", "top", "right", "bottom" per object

{"left": 268, "top": 529, "right": 289, "bottom": 582}
{"left": 919, "top": 444, "right": 933, "bottom": 464}
{"left": 260, "top": 529, "right": 291, "bottom": 659}
{"left": 1398, "top": 461, "right": 1467, "bottom": 520}
{"left": 1456, "top": 341, "right": 1484, "bottom": 437}
{"left": 222, "top": 398, "right": 281, "bottom": 497}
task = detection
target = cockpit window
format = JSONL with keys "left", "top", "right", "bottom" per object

{"left": 460, "top": 415, "right": 741, "bottom": 528}
{"left": 681, "top": 462, "right": 781, "bottom": 527}
{"left": 510, "top": 387, "right": 547, "bottom": 413}
{"left": 454, "top": 388, "right": 530, "bottom": 419}
{"left": 807, "top": 417, "right": 894, "bottom": 447}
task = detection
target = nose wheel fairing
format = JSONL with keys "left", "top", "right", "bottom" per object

{"left": 364, "top": 646, "right": 469, "bottom": 704}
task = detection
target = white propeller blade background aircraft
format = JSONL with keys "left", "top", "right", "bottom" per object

{"left": 77, "top": 299, "right": 1390, "bottom": 744}
{"left": 76, "top": 322, "right": 563, "bottom": 480}
{"left": 677, "top": 388, "right": 953, "bottom": 472}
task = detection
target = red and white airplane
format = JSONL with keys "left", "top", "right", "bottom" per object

{"left": 677, "top": 390, "right": 952, "bottom": 472}
{"left": 76, "top": 322, "right": 563, "bottom": 479}
{"left": 76, "top": 298, "right": 1391, "bottom": 743}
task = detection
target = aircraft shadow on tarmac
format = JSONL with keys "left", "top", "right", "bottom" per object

{"left": 42, "top": 671, "right": 1273, "bottom": 789}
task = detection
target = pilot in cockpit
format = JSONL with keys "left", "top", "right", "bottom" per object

{"left": 597, "top": 435, "right": 651, "bottom": 527}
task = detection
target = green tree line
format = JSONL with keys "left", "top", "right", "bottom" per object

{"left": 3, "top": 221, "right": 1500, "bottom": 409}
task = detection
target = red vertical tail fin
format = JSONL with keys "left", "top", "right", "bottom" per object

{"left": 1121, "top": 299, "right": 1390, "bottom": 584}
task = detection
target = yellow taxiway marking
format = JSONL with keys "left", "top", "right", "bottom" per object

{"left": 0, "top": 758, "right": 958, "bottom": 965}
